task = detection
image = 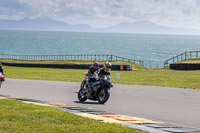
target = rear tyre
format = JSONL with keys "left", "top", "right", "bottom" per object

{"left": 97, "top": 89, "right": 110, "bottom": 104}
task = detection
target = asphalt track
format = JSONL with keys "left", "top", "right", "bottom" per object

{"left": 1, "top": 78, "right": 200, "bottom": 130}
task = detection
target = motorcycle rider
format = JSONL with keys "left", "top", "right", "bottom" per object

{"left": 89, "top": 62, "right": 112, "bottom": 95}
{"left": 82, "top": 61, "right": 99, "bottom": 94}
{"left": 88, "top": 61, "right": 99, "bottom": 83}
{"left": 0, "top": 63, "right": 5, "bottom": 81}
{"left": 98, "top": 62, "right": 112, "bottom": 77}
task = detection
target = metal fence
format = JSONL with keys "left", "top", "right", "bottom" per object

{"left": 144, "top": 61, "right": 164, "bottom": 68}
{"left": 164, "top": 51, "right": 200, "bottom": 67}
{"left": 0, "top": 54, "right": 144, "bottom": 66}
{"left": 2, "top": 51, "right": 199, "bottom": 69}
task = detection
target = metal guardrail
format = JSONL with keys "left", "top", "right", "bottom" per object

{"left": 164, "top": 51, "right": 200, "bottom": 67}
{"left": 0, "top": 54, "right": 144, "bottom": 66}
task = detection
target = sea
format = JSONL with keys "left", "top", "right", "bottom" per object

{"left": 1, "top": 30, "right": 200, "bottom": 68}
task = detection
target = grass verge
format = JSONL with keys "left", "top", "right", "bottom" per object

{"left": 179, "top": 58, "right": 200, "bottom": 63}
{"left": 0, "top": 99, "right": 144, "bottom": 133}
{"left": 3, "top": 65, "right": 200, "bottom": 89}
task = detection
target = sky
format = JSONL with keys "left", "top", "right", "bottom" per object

{"left": 1, "top": 0, "right": 200, "bottom": 29}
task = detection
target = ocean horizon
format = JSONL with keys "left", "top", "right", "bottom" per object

{"left": 1, "top": 30, "right": 200, "bottom": 68}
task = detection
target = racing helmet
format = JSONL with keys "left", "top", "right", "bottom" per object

{"left": 104, "top": 62, "right": 112, "bottom": 71}
{"left": 93, "top": 61, "right": 99, "bottom": 69}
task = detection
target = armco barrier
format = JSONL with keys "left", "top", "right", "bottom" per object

{"left": 1, "top": 62, "right": 132, "bottom": 71}
{"left": 170, "top": 63, "right": 200, "bottom": 70}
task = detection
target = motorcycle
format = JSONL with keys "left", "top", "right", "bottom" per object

{"left": 0, "top": 72, "right": 5, "bottom": 88}
{"left": 78, "top": 72, "right": 113, "bottom": 104}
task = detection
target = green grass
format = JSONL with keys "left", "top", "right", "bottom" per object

{"left": 3, "top": 65, "right": 200, "bottom": 89}
{"left": 4, "top": 66, "right": 84, "bottom": 82}
{"left": 112, "top": 69, "right": 200, "bottom": 89}
{"left": 179, "top": 58, "right": 200, "bottom": 63}
{"left": 0, "top": 99, "right": 144, "bottom": 133}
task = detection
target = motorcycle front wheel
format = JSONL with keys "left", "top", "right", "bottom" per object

{"left": 97, "top": 89, "right": 110, "bottom": 104}
{"left": 78, "top": 88, "right": 87, "bottom": 102}
{"left": 78, "top": 81, "right": 87, "bottom": 102}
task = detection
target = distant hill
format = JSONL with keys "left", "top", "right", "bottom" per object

{"left": 0, "top": 18, "right": 93, "bottom": 32}
{"left": 1, "top": 18, "right": 200, "bottom": 35}
{"left": 98, "top": 20, "right": 200, "bottom": 35}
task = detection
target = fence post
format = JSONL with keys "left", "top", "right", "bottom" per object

{"left": 185, "top": 52, "right": 187, "bottom": 60}
{"left": 177, "top": 56, "right": 178, "bottom": 62}
{"left": 181, "top": 54, "right": 182, "bottom": 61}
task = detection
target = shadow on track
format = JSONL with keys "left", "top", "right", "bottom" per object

{"left": 74, "top": 101, "right": 104, "bottom": 105}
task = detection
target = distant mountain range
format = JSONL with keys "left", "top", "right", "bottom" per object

{"left": 1, "top": 18, "right": 200, "bottom": 35}
{"left": 0, "top": 18, "right": 93, "bottom": 32}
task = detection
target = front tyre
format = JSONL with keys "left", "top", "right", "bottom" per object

{"left": 78, "top": 80, "right": 87, "bottom": 102}
{"left": 78, "top": 88, "right": 87, "bottom": 102}
{"left": 97, "top": 89, "right": 110, "bottom": 104}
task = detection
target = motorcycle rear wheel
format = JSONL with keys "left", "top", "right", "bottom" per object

{"left": 97, "top": 89, "right": 110, "bottom": 104}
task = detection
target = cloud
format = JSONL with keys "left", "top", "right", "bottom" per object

{"left": 0, "top": 0, "right": 200, "bottom": 29}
